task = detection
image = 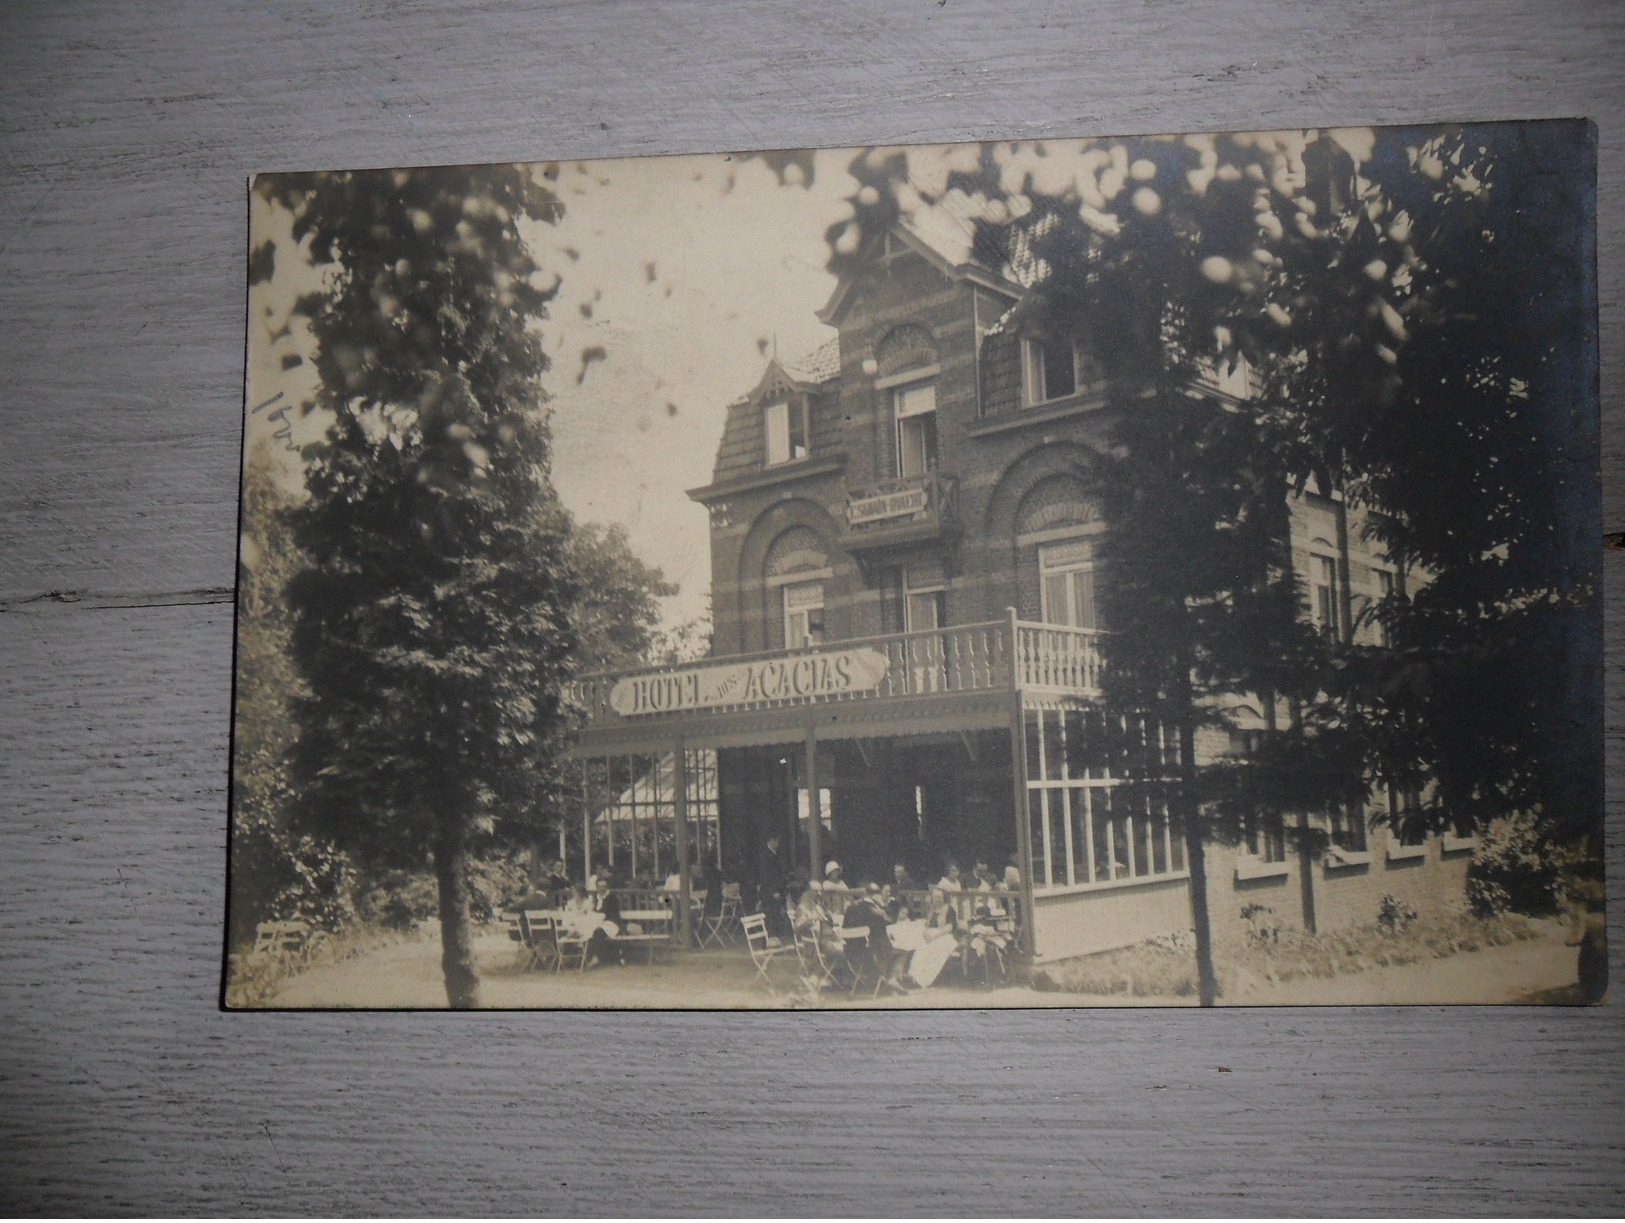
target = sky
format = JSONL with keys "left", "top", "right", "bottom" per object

{"left": 244, "top": 147, "right": 863, "bottom": 633}
{"left": 242, "top": 130, "right": 1391, "bottom": 636}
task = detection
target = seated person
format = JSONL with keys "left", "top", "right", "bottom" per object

{"left": 543, "top": 859, "right": 571, "bottom": 901}
{"left": 505, "top": 883, "right": 557, "bottom": 915}
{"left": 891, "top": 862, "right": 920, "bottom": 894}
{"left": 791, "top": 885, "right": 842, "bottom": 957}
{"left": 842, "top": 884, "right": 901, "bottom": 988}
{"left": 904, "top": 886, "right": 961, "bottom": 988}
{"left": 971, "top": 860, "right": 997, "bottom": 891}
{"left": 934, "top": 861, "right": 965, "bottom": 893}
{"left": 585, "top": 871, "right": 626, "bottom": 966}
{"left": 816, "top": 860, "right": 850, "bottom": 894}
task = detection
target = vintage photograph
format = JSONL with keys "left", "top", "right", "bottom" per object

{"left": 227, "top": 121, "right": 1602, "bottom": 1009}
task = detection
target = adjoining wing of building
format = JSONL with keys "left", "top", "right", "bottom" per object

{"left": 566, "top": 202, "right": 1473, "bottom": 965}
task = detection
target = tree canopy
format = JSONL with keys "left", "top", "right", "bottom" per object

{"left": 830, "top": 123, "right": 1597, "bottom": 841}
{"left": 262, "top": 164, "right": 582, "bottom": 1006}
{"left": 828, "top": 124, "right": 1598, "bottom": 1000}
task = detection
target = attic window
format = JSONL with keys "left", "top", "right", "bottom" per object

{"left": 1023, "top": 338, "right": 1081, "bottom": 404}
{"left": 764, "top": 399, "right": 808, "bottom": 466}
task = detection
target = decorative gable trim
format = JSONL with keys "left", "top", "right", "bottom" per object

{"left": 817, "top": 221, "right": 1022, "bottom": 326}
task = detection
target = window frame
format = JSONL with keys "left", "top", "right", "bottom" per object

{"left": 1370, "top": 566, "right": 1396, "bottom": 648}
{"left": 1309, "top": 545, "right": 1341, "bottom": 639}
{"left": 1236, "top": 810, "right": 1291, "bottom": 879}
{"left": 1022, "top": 337, "right": 1083, "bottom": 406}
{"left": 1022, "top": 708, "right": 1187, "bottom": 893}
{"left": 892, "top": 378, "right": 938, "bottom": 479}
{"left": 781, "top": 579, "right": 825, "bottom": 649}
{"left": 763, "top": 397, "right": 808, "bottom": 467}
{"left": 1384, "top": 786, "right": 1428, "bottom": 861}
{"left": 1325, "top": 805, "right": 1372, "bottom": 867}
{"left": 902, "top": 567, "right": 946, "bottom": 633}
{"left": 1038, "top": 537, "right": 1098, "bottom": 630}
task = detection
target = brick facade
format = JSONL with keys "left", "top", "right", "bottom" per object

{"left": 684, "top": 217, "right": 1471, "bottom": 959}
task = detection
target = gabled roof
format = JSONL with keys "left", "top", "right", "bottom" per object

{"left": 817, "top": 192, "right": 1035, "bottom": 325}
{"left": 778, "top": 336, "right": 841, "bottom": 385}
{"left": 741, "top": 336, "right": 841, "bottom": 404}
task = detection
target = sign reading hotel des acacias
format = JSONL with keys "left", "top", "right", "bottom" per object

{"left": 608, "top": 647, "right": 890, "bottom": 716}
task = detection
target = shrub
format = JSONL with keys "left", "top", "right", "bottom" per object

{"left": 1466, "top": 815, "right": 1563, "bottom": 917}
{"left": 357, "top": 870, "right": 439, "bottom": 931}
{"left": 1240, "top": 902, "right": 1283, "bottom": 946}
{"left": 354, "top": 854, "right": 532, "bottom": 930}
{"left": 229, "top": 810, "right": 358, "bottom": 950}
{"left": 1376, "top": 893, "right": 1418, "bottom": 933}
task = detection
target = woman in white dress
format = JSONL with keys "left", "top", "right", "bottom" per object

{"left": 894, "top": 886, "right": 960, "bottom": 988}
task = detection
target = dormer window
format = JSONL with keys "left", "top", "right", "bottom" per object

{"left": 764, "top": 398, "right": 808, "bottom": 466}
{"left": 893, "top": 379, "right": 938, "bottom": 478}
{"left": 1022, "top": 338, "right": 1082, "bottom": 405}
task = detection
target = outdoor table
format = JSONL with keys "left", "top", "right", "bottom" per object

{"left": 617, "top": 909, "right": 675, "bottom": 962}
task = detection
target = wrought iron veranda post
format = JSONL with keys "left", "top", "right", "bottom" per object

{"left": 674, "top": 737, "right": 692, "bottom": 948}
{"left": 805, "top": 723, "right": 821, "bottom": 882}
{"left": 580, "top": 758, "right": 592, "bottom": 885}
{"left": 1006, "top": 606, "right": 1037, "bottom": 964}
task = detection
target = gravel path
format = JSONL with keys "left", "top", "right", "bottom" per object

{"left": 264, "top": 919, "right": 1589, "bottom": 1009}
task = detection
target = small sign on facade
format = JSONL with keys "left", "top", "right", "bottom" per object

{"left": 847, "top": 485, "right": 929, "bottom": 526}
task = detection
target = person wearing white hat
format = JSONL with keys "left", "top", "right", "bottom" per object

{"left": 817, "top": 860, "right": 850, "bottom": 895}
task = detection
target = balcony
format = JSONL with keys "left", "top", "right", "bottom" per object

{"left": 566, "top": 616, "right": 1104, "bottom": 755}
{"left": 839, "top": 471, "right": 958, "bottom": 555}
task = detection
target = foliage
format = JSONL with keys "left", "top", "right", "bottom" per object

{"left": 262, "top": 163, "right": 577, "bottom": 1008}
{"left": 1466, "top": 815, "right": 1567, "bottom": 918}
{"left": 1376, "top": 893, "right": 1419, "bottom": 933}
{"left": 1325, "top": 125, "right": 1601, "bottom": 846}
{"left": 231, "top": 814, "right": 359, "bottom": 938}
{"left": 827, "top": 124, "right": 1599, "bottom": 1000}
{"left": 567, "top": 521, "right": 678, "bottom": 671}
{"left": 1240, "top": 902, "right": 1283, "bottom": 947}
{"left": 356, "top": 868, "right": 441, "bottom": 932}
{"left": 229, "top": 444, "right": 360, "bottom": 947}
{"left": 1046, "top": 907, "right": 1537, "bottom": 1000}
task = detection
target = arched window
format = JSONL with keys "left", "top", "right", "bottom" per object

{"left": 765, "top": 527, "right": 829, "bottom": 649}
{"left": 875, "top": 326, "right": 940, "bottom": 480}
{"left": 1016, "top": 475, "right": 1102, "bottom": 627}
{"left": 1039, "top": 538, "right": 1096, "bottom": 630}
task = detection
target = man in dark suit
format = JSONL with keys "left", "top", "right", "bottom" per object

{"left": 842, "top": 883, "right": 902, "bottom": 991}
{"left": 543, "top": 858, "right": 571, "bottom": 903}
{"left": 587, "top": 870, "right": 625, "bottom": 966}
{"left": 757, "top": 835, "right": 790, "bottom": 939}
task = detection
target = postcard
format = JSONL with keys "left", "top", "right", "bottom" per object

{"left": 228, "top": 121, "right": 1602, "bottom": 1008}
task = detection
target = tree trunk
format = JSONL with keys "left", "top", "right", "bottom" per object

{"left": 433, "top": 823, "right": 481, "bottom": 1009}
{"left": 1176, "top": 696, "right": 1219, "bottom": 1007}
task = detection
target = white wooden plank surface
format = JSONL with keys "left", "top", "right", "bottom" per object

{"left": 1, "top": 0, "right": 1621, "bottom": 1213}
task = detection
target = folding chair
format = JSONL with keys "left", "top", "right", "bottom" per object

{"left": 520, "top": 911, "right": 557, "bottom": 971}
{"left": 503, "top": 914, "right": 529, "bottom": 966}
{"left": 253, "top": 920, "right": 310, "bottom": 968}
{"left": 742, "top": 912, "right": 797, "bottom": 991}
{"left": 794, "top": 926, "right": 838, "bottom": 994}
{"left": 836, "top": 926, "right": 880, "bottom": 996}
{"left": 553, "top": 916, "right": 590, "bottom": 972}
{"left": 698, "top": 883, "right": 742, "bottom": 949}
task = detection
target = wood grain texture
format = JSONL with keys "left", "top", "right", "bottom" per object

{"left": 2, "top": 0, "right": 1621, "bottom": 1213}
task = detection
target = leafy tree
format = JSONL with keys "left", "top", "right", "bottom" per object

{"left": 1319, "top": 124, "right": 1600, "bottom": 852}
{"left": 827, "top": 124, "right": 1596, "bottom": 1001}
{"left": 228, "top": 442, "right": 358, "bottom": 951}
{"left": 567, "top": 522, "right": 678, "bottom": 671}
{"left": 262, "top": 164, "right": 577, "bottom": 1008}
